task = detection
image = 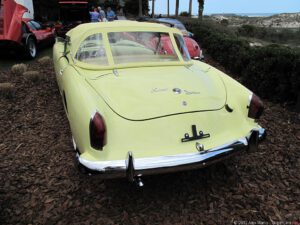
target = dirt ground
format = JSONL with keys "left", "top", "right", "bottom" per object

{"left": 0, "top": 59, "right": 299, "bottom": 225}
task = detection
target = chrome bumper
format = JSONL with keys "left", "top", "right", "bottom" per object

{"left": 77, "top": 128, "right": 266, "bottom": 181}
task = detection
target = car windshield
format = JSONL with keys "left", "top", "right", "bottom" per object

{"left": 157, "top": 19, "right": 186, "bottom": 31}
{"left": 108, "top": 32, "right": 179, "bottom": 65}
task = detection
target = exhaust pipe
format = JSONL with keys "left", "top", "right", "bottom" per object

{"left": 248, "top": 130, "right": 259, "bottom": 152}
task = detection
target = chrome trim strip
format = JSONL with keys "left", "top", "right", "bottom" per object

{"left": 78, "top": 128, "right": 266, "bottom": 178}
{"left": 248, "top": 92, "right": 253, "bottom": 108}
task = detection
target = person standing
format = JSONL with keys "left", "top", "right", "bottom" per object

{"left": 89, "top": 7, "right": 100, "bottom": 22}
{"left": 98, "top": 6, "right": 106, "bottom": 22}
{"left": 106, "top": 7, "right": 116, "bottom": 21}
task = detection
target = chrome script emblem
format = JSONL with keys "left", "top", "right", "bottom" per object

{"left": 173, "top": 88, "right": 182, "bottom": 94}
{"left": 151, "top": 88, "right": 168, "bottom": 93}
{"left": 184, "top": 90, "right": 200, "bottom": 95}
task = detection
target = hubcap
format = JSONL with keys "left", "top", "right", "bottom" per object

{"left": 29, "top": 41, "right": 36, "bottom": 57}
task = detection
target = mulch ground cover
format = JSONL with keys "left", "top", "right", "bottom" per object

{"left": 0, "top": 59, "right": 299, "bottom": 225}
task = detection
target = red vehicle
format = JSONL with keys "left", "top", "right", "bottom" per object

{"left": 138, "top": 17, "right": 204, "bottom": 60}
{"left": 0, "top": 0, "right": 56, "bottom": 58}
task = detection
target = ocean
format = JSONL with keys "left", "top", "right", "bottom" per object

{"left": 235, "top": 13, "right": 276, "bottom": 17}
{"left": 205, "top": 13, "right": 277, "bottom": 17}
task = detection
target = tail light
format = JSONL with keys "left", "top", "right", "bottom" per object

{"left": 89, "top": 111, "right": 106, "bottom": 150}
{"left": 248, "top": 93, "right": 264, "bottom": 119}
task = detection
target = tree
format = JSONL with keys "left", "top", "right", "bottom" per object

{"left": 175, "top": 0, "right": 179, "bottom": 17}
{"left": 189, "top": 0, "right": 192, "bottom": 17}
{"left": 167, "top": 0, "right": 170, "bottom": 17}
{"left": 139, "top": 0, "right": 142, "bottom": 17}
{"left": 198, "top": 0, "right": 204, "bottom": 20}
{"left": 124, "top": 0, "right": 149, "bottom": 16}
{"left": 151, "top": 0, "right": 155, "bottom": 18}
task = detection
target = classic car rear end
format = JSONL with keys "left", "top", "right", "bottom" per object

{"left": 53, "top": 22, "right": 265, "bottom": 184}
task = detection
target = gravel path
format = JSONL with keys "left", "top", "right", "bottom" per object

{"left": 0, "top": 60, "right": 299, "bottom": 225}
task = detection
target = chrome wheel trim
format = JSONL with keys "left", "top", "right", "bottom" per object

{"left": 29, "top": 40, "right": 36, "bottom": 57}
{"left": 72, "top": 136, "right": 77, "bottom": 151}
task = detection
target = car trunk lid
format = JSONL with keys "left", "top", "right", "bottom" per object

{"left": 86, "top": 66, "right": 226, "bottom": 121}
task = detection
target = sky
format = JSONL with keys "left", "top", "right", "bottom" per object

{"left": 151, "top": 0, "right": 300, "bottom": 15}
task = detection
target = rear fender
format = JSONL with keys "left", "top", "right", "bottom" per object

{"left": 192, "top": 61, "right": 253, "bottom": 121}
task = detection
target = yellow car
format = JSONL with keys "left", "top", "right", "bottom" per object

{"left": 53, "top": 21, "right": 265, "bottom": 185}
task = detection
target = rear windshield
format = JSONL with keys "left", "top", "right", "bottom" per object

{"left": 74, "top": 31, "right": 191, "bottom": 66}
{"left": 108, "top": 32, "right": 179, "bottom": 65}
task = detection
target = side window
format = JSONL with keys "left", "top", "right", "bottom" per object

{"left": 174, "top": 34, "right": 191, "bottom": 61}
{"left": 31, "top": 21, "right": 42, "bottom": 30}
{"left": 27, "top": 22, "right": 36, "bottom": 31}
{"left": 75, "top": 33, "right": 108, "bottom": 66}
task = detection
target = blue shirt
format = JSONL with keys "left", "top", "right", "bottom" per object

{"left": 107, "top": 10, "right": 116, "bottom": 21}
{"left": 89, "top": 11, "right": 100, "bottom": 22}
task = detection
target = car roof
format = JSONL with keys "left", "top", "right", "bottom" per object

{"left": 68, "top": 20, "right": 172, "bottom": 32}
{"left": 67, "top": 21, "right": 181, "bottom": 51}
{"left": 65, "top": 21, "right": 190, "bottom": 70}
{"left": 157, "top": 18, "right": 182, "bottom": 24}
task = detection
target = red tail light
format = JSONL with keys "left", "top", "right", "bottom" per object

{"left": 89, "top": 112, "right": 106, "bottom": 150}
{"left": 248, "top": 94, "right": 264, "bottom": 119}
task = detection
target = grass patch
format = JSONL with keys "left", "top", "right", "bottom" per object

{"left": 38, "top": 56, "right": 52, "bottom": 65}
{"left": 0, "top": 82, "right": 15, "bottom": 98}
{"left": 23, "top": 71, "right": 44, "bottom": 83}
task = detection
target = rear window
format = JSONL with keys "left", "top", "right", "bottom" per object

{"left": 75, "top": 33, "right": 108, "bottom": 66}
{"left": 108, "top": 32, "right": 179, "bottom": 65}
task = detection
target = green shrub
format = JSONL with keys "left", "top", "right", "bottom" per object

{"left": 180, "top": 11, "right": 190, "bottom": 17}
{"left": 182, "top": 19, "right": 300, "bottom": 104}
{"left": 243, "top": 46, "right": 299, "bottom": 102}
{"left": 220, "top": 19, "right": 229, "bottom": 26}
{"left": 237, "top": 26, "right": 300, "bottom": 45}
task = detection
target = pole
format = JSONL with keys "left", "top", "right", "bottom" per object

{"left": 189, "top": 0, "right": 192, "bottom": 17}
{"left": 152, "top": 0, "right": 155, "bottom": 18}
{"left": 139, "top": 0, "right": 143, "bottom": 17}
{"left": 167, "top": 0, "right": 170, "bottom": 17}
